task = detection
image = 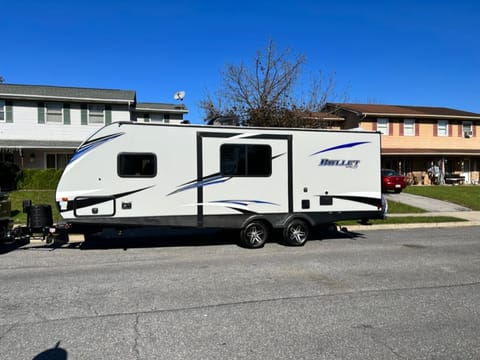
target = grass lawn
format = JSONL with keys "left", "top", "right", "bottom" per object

{"left": 404, "top": 185, "right": 480, "bottom": 210}
{"left": 9, "top": 190, "right": 59, "bottom": 224}
{"left": 387, "top": 200, "right": 425, "bottom": 214}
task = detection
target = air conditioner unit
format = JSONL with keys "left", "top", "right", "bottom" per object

{"left": 464, "top": 130, "right": 473, "bottom": 138}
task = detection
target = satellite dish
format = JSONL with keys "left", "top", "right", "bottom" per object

{"left": 174, "top": 91, "right": 186, "bottom": 101}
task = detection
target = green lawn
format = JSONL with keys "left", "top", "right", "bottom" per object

{"left": 404, "top": 185, "right": 480, "bottom": 210}
{"left": 387, "top": 200, "right": 425, "bottom": 214}
{"left": 9, "top": 190, "right": 59, "bottom": 224}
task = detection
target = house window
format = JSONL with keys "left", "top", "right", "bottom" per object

{"left": 89, "top": 105, "right": 105, "bottom": 124}
{"left": 0, "top": 100, "right": 4, "bottom": 121}
{"left": 437, "top": 120, "right": 448, "bottom": 136}
{"left": 403, "top": 119, "right": 415, "bottom": 136}
{"left": 377, "top": 118, "right": 389, "bottom": 135}
{"left": 220, "top": 144, "right": 271, "bottom": 177}
{"left": 463, "top": 122, "right": 473, "bottom": 138}
{"left": 46, "top": 153, "right": 71, "bottom": 169}
{"left": 117, "top": 153, "right": 157, "bottom": 177}
{"left": 150, "top": 113, "right": 170, "bottom": 123}
{"left": 46, "top": 103, "right": 63, "bottom": 123}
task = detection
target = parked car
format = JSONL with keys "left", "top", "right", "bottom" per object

{"left": 381, "top": 169, "right": 407, "bottom": 193}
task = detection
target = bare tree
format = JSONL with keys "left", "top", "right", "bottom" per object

{"left": 200, "top": 40, "right": 345, "bottom": 127}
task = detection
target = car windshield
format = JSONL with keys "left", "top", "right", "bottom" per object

{"left": 382, "top": 169, "right": 398, "bottom": 176}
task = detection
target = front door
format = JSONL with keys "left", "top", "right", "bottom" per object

{"left": 462, "top": 159, "right": 470, "bottom": 184}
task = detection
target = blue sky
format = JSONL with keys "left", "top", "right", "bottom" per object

{"left": 2, "top": 0, "right": 479, "bottom": 123}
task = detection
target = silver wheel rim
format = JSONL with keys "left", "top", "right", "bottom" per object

{"left": 289, "top": 225, "right": 306, "bottom": 243}
{"left": 247, "top": 225, "right": 264, "bottom": 246}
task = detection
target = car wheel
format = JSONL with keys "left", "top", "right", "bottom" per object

{"left": 240, "top": 221, "right": 269, "bottom": 249}
{"left": 283, "top": 219, "right": 309, "bottom": 246}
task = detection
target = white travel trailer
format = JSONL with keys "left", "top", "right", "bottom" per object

{"left": 56, "top": 122, "right": 385, "bottom": 248}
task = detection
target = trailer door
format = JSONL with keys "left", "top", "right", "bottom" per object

{"left": 197, "top": 132, "right": 292, "bottom": 224}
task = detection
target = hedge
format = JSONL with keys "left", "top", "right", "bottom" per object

{"left": 0, "top": 162, "right": 20, "bottom": 191}
{"left": 16, "top": 169, "right": 64, "bottom": 190}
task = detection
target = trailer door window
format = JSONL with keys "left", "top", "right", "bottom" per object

{"left": 118, "top": 153, "right": 157, "bottom": 177}
{"left": 220, "top": 144, "right": 271, "bottom": 177}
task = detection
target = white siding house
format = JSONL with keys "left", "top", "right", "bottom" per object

{"left": 0, "top": 84, "right": 188, "bottom": 169}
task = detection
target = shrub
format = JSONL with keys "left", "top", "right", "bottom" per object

{"left": 16, "top": 169, "right": 63, "bottom": 190}
{"left": 0, "top": 162, "right": 20, "bottom": 191}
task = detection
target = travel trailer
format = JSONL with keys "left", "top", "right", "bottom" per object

{"left": 55, "top": 122, "right": 385, "bottom": 248}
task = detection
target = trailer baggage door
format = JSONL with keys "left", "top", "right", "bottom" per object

{"left": 198, "top": 131, "right": 292, "bottom": 224}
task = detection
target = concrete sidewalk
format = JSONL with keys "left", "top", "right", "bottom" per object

{"left": 384, "top": 192, "right": 471, "bottom": 212}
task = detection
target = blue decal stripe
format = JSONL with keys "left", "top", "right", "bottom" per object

{"left": 69, "top": 133, "right": 124, "bottom": 164}
{"left": 168, "top": 175, "right": 231, "bottom": 196}
{"left": 310, "top": 141, "right": 370, "bottom": 156}
{"left": 209, "top": 200, "right": 280, "bottom": 207}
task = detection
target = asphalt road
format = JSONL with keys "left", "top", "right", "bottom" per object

{"left": 1, "top": 227, "right": 479, "bottom": 360}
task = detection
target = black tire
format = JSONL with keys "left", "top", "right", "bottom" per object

{"left": 240, "top": 221, "right": 269, "bottom": 248}
{"left": 283, "top": 219, "right": 309, "bottom": 246}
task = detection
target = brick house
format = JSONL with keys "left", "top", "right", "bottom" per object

{"left": 323, "top": 103, "right": 480, "bottom": 184}
{"left": 0, "top": 84, "right": 188, "bottom": 169}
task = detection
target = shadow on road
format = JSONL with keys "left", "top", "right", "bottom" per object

{"left": 0, "top": 238, "right": 30, "bottom": 255}
{"left": 80, "top": 228, "right": 239, "bottom": 250}
{"left": 33, "top": 341, "right": 67, "bottom": 360}
{"left": 7, "top": 225, "right": 366, "bottom": 252}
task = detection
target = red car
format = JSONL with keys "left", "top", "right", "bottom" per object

{"left": 381, "top": 169, "right": 407, "bottom": 193}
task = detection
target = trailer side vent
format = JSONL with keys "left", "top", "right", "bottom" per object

{"left": 302, "top": 200, "right": 310, "bottom": 209}
{"left": 320, "top": 196, "right": 333, "bottom": 206}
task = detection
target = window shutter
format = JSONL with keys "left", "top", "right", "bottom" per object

{"left": 372, "top": 121, "right": 377, "bottom": 131}
{"left": 448, "top": 122, "right": 452, "bottom": 137}
{"left": 433, "top": 121, "right": 437, "bottom": 136}
{"left": 105, "top": 105, "right": 112, "bottom": 124}
{"left": 415, "top": 122, "right": 419, "bottom": 136}
{"left": 81, "top": 104, "right": 88, "bottom": 125}
{"left": 399, "top": 122, "right": 404, "bottom": 136}
{"left": 458, "top": 122, "right": 463, "bottom": 137}
{"left": 37, "top": 103, "right": 45, "bottom": 124}
{"left": 5, "top": 101, "right": 13, "bottom": 123}
{"left": 389, "top": 122, "right": 393, "bottom": 136}
{"left": 63, "top": 104, "right": 71, "bottom": 125}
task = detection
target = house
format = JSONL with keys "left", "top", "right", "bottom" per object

{"left": 323, "top": 103, "right": 480, "bottom": 185}
{"left": 0, "top": 83, "right": 188, "bottom": 169}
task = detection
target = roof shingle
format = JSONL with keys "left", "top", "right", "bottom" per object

{"left": 0, "top": 83, "right": 136, "bottom": 104}
{"left": 326, "top": 103, "right": 480, "bottom": 119}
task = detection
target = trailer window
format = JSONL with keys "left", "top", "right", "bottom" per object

{"left": 118, "top": 153, "right": 157, "bottom": 177}
{"left": 220, "top": 144, "right": 271, "bottom": 177}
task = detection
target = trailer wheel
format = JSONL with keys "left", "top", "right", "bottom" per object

{"left": 240, "top": 221, "right": 269, "bottom": 249}
{"left": 283, "top": 219, "right": 309, "bottom": 246}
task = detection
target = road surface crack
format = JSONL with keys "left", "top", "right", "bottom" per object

{"left": 133, "top": 313, "right": 141, "bottom": 359}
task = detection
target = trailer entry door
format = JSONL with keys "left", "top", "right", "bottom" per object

{"left": 198, "top": 131, "right": 292, "bottom": 223}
